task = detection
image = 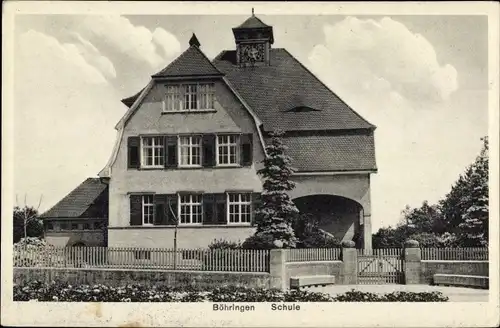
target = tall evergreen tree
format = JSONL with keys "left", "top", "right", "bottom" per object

{"left": 253, "top": 130, "right": 298, "bottom": 248}
{"left": 456, "top": 136, "right": 489, "bottom": 246}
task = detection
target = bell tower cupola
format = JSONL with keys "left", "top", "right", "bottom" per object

{"left": 232, "top": 9, "right": 274, "bottom": 66}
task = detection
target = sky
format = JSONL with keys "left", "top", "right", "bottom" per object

{"left": 12, "top": 14, "right": 489, "bottom": 230}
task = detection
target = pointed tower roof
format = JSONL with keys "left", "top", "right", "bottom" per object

{"left": 151, "top": 36, "right": 223, "bottom": 78}
{"left": 236, "top": 15, "right": 271, "bottom": 29}
{"left": 232, "top": 12, "right": 274, "bottom": 45}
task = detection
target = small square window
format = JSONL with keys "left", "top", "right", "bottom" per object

{"left": 46, "top": 222, "right": 54, "bottom": 231}
{"left": 60, "top": 222, "right": 69, "bottom": 230}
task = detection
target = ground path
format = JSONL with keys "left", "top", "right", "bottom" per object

{"left": 307, "top": 284, "right": 489, "bottom": 302}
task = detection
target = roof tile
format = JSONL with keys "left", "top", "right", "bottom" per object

{"left": 274, "top": 134, "right": 377, "bottom": 172}
{"left": 213, "top": 48, "right": 375, "bottom": 132}
{"left": 41, "top": 178, "right": 108, "bottom": 218}
{"left": 152, "top": 45, "right": 224, "bottom": 78}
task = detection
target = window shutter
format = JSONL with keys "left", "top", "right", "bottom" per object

{"left": 202, "top": 134, "right": 216, "bottom": 167}
{"left": 154, "top": 194, "right": 168, "bottom": 225}
{"left": 214, "top": 193, "right": 227, "bottom": 224}
{"left": 202, "top": 194, "right": 216, "bottom": 224}
{"left": 240, "top": 134, "right": 253, "bottom": 166}
{"left": 252, "top": 192, "right": 262, "bottom": 226}
{"left": 165, "top": 136, "right": 178, "bottom": 168}
{"left": 165, "top": 194, "right": 178, "bottom": 225}
{"left": 129, "top": 195, "right": 142, "bottom": 226}
{"left": 128, "top": 137, "right": 141, "bottom": 169}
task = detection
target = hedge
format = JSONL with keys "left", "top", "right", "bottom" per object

{"left": 14, "top": 281, "right": 449, "bottom": 302}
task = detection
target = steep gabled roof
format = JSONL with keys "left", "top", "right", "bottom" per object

{"left": 40, "top": 178, "right": 108, "bottom": 218}
{"left": 151, "top": 44, "right": 224, "bottom": 78}
{"left": 213, "top": 48, "right": 375, "bottom": 132}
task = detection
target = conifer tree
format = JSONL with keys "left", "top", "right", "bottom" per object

{"left": 457, "top": 136, "right": 489, "bottom": 246}
{"left": 253, "top": 130, "right": 298, "bottom": 248}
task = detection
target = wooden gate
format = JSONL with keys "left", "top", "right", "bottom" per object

{"left": 357, "top": 248, "right": 404, "bottom": 284}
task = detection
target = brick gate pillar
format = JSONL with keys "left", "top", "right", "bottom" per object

{"left": 403, "top": 239, "right": 421, "bottom": 284}
{"left": 341, "top": 240, "right": 358, "bottom": 284}
{"left": 362, "top": 213, "right": 372, "bottom": 250}
{"left": 269, "top": 249, "right": 286, "bottom": 290}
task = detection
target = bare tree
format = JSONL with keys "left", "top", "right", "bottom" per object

{"left": 167, "top": 200, "right": 179, "bottom": 270}
{"left": 15, "top": 194, "right": 43, "bottom": 240}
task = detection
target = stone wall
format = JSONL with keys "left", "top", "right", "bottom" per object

{"left": 420, "top": 260, "right": 489, "bottom": 284}
{"left": 14, "top": 267, "right": 271, "bottom": 289}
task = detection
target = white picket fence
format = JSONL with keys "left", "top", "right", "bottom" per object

{"left": 421, "top": 247, "right": 488, "bottom": 261}
{"left": 13, "top": 246, "right": 270, "bottom": 272}
{"left": 284, "top": 248, "right": 341, "bottom": 262}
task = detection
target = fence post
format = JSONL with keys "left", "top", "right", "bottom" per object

{"left": 403, "top": 239, "right": 421, "bottom": 284}
{"left": 269, "top": 249, "right": 286, "bottom": 290}
{"left": 341, "top": 241, "right": 358, "bottom": 284}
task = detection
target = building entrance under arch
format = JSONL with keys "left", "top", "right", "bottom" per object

{"left": 293, "top": 195, "right": 365, "bottom": 248}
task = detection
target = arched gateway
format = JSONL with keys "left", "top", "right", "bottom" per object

{"left": 289, "top": 173, "right": 373, "bottom": 249}
{"left": 294, "top": 195, "right": 364, "bottom": 248}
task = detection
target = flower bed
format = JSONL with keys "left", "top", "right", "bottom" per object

{"left": 14, "top": 281, "right": 449, "bottom": 302}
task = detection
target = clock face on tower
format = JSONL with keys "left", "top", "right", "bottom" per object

{"left": 240, "top": 43, "right": 265, "bottom": 63}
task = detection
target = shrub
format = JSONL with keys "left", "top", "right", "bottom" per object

{"left": 241, "top": 234, "right": 275, "bottom": 250}
{"left": 292, "top": 213, "right": 341, "bottom": 248}
{"left": 13, "top": 238, "right": 63, "bottom": 267}
{"left": 13, "top": 281, "right": 449, "bottom": 302}
{"left": 298, "top": 231, "right": 341, "bottom": 248}
{"left": 208, "top": 239, "right": 241, "bottom": 250}
{"left": 409, "top": 233, "right": 441, "bottom": 247}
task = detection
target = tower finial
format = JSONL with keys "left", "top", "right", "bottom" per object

{"left": 252, "top": 7, "right": 254, "bottom": 16}
{"left": 189, "top": 33, "right": 201, "bottom": 48}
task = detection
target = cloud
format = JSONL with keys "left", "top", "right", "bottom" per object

{"left": 309, "top": 16, "right": 458, "bottom": 104}
{"left": 18, "top": 29, "right": 108, "bottom": 85}
{"left": 13, "top": 16, "right": 182, "bottom": 212}
{"left": 14, "top": 29, "right": 124, "bottom": 212}
{"left": 68, "top": 32, "right": 117, "bottom": 80}
{"left": 78, "top": 15, "right": 181, "bottom": 69}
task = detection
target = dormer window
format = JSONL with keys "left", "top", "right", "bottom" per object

{"left": 163, "top": 83, "right": 215, "bottom": 112}
{"left": 286, "top": 106, "right": 320, "bottom": 112}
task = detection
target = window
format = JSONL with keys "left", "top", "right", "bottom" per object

{"left": 142, "top": 195, "right": 155, "bottom": 225}
{"left": 217, "top": 135, "right": 239, "bottom": 166}
{"left": 71, "top": 223, "right": 78, "bottom": 230}
{"left": 227, "top": 193, "right": 252, "bottom": 224}
{"left": 83, "top": 223, "right": 91, "bottom": 230}
{"left": 134, "top": 250, "right": 151, "bottom": 260}
{"left": 198, "top": 84, "right": 215, "bottom": 109}
{"left": 164, "top": 85, "right": 180, "bottom": 111}
{"left": 47, "top": 222, "right": 54, "bottom": 231}
{"left": 179, "top": 194, "right": 203, "bottom": 225}
{"left": 184, "top": 84, "right": 198, "bottom": 110}
{"left": 142, "top": 136, "right": 164, "bottom": 167}
{"left": 179, "top": 136, "right": 202, "bottom": 167}
{"left": 163, "top": 83, "right": 215, "bottom": 112}
{"left": 60, "top": 222, "right": 69, "bottom": 230}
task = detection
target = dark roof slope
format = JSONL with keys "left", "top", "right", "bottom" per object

{"left": 213, "top": 48, "right": 374, "bottom": 132}
{"left": 276, "top": 134, "right": 376, "bottom": 172}
{"left": 235, "top": 15, "right": 271, "bottom": 29}
{"left": 40, "top": 178, "right": 108, "bottom": 218}
{"left": 152, "top": 45, "right": 224, "bottom": 78}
